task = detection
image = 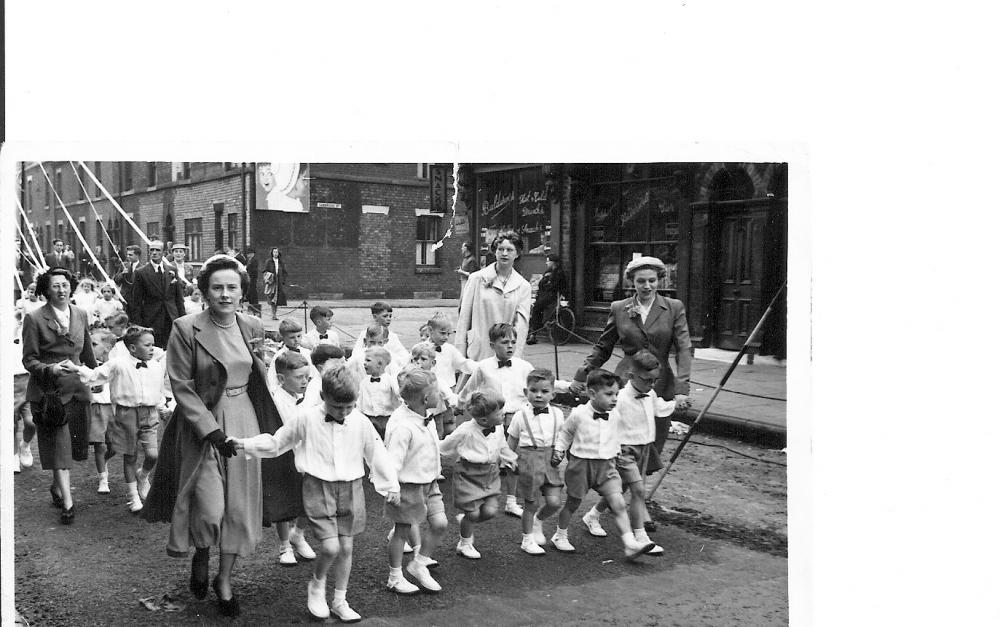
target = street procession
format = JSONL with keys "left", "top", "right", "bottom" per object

{"left": 9, "top": 161, "right": 788, "bottom": 625}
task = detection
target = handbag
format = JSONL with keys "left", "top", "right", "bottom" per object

{"left": 36, "top": 370, "right": 68, "bottom": 432}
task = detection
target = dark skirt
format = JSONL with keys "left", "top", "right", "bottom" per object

{"left": 33, "top": 399, "right": 90, "bottom": 470}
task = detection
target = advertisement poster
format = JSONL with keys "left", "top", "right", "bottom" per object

{"left": 256, "top": 162, "right": 310, "bottom": 212}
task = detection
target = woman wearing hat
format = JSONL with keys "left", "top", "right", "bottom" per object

{"left": 569, "top": 256, "right": 693, "bottom": 453}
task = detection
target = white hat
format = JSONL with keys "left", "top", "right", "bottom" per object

{"left": 269, "top": 162, "right": 301, "bottom": 194}
{"left": 624, "top": 256, "right": 667, "bottom": 278}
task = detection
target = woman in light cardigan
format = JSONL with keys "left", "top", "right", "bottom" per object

{"left": 455, "top": 230, "right": 532, "bottom": 361}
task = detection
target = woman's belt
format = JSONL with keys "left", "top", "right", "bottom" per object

{"left": 225, "top": 384, "right": 249, "bottom": 397}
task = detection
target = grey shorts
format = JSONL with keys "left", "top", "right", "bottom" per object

{"left": 563, "top": 454, "right": 622, "bottom": 500}
{"left": 302, "top": 475, "right": 366, "bottom": 539}
{"left": 384, "top": 481, "right": 445, "bottom": 525}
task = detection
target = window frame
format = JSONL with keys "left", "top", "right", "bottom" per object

{"left": 184, "top": 217, "right": 203, "bottom": 262}
{"left": 415, "top": 213, "right": 441, "bottom": 267}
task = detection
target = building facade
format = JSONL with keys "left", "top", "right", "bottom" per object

{"left": 456, "top": 163, "right": 787, "bottom": 358}
{"left": 18, "top": 162, "right": 460, "bottom": 300}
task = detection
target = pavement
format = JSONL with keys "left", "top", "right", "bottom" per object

{"left": 258, "top": 298, "right": 787, "bottom": 446}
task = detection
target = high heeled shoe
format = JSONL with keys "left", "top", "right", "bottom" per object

{"left": 212, "top": 576, "right": 240, "bottom": 618}
{"left": 60, "top": 505, "right": 75, "bottom": 525}
{"left": 50, "top": 484, "right": 64, "bottom": 509}
{"left": 189, "top": 551, "right": 209, "bottom": 600}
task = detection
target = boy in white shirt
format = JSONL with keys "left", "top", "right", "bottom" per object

{"left": 301, "top": 305, "right": 340, "bottom": 350}
{"left": 425, "top": 313, "right": 475, "bottom": 436}
{"left": 440, "top": 388, "right": 517, "bottom": 560}
{"left": 267, "top": 318, "right": 315, "bottom": 393}
{"left": 235, "top": 366, "right": 400, "bottom": 622}
{"left": 87, "top": 329, "right": 118, "bottom": 494}
{"left": 411, "top": 341, "right": 457, "bottom": 439}
{"left": 580, "top": 350, "right": 674, "bottom": 555}
{"left": 459, "top": 322, "right": 533, "bottom": 518}
{"left": 303, "top": 344, "right": 346, "bottom": 408}
{"left": 549, "top": 369, "right": 656, "bottom": 561}
{"left": 356, "top": 346, "right": 400, "bottom": 440}
{"left": 352, "top": 302, "right": 409, "bottom": 368}
{"left": 383, "top": 367, "right": 448, "bottom": 594}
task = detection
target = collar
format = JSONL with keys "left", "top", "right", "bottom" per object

{"left": 401, "top": 405, "right": 434, "bottom": 428}
{"left": 276, "top": 387, "right": 300, "bottom": 404}
{"left": 481, "top": 263, "right": 523, "bottom": 294}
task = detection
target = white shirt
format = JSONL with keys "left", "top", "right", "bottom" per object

{"left": 384, "top": 404, "right": 441, "bottom": 484}
{"left": 109, "top": 341, "right": 166, "bottom": 363}
{"left": 240, "top": 406, "right": 399, "bottom": 495}
{"left": 301, "top": 328, "right": 340, "bottom": 351}
{"left": 149, "top": 262, "right": 165, "bottom": 274}
{"left": 459, "top": 355, "right": 534, "bottom": 414}
{"left": 615, "top": 381, "right": 676, "bottom": 445}
{"left": 357, "top": 372, "right": 401, "bottom": 416}
{"left": 508, "top": 403, "right": 565, "bottom": 449}
{"left": 271, "top": 386, "right": 304, "bottom": 424}
{"left": 92, "top": 298, "right": 124, "bottom": 325}
{"left": 51, "top": 305, "right": 71, "bottom": 331}
{"left": 266, "top": 345, "right": 316, "bottom": 392}
{"left": 440, "top": 420, "right": 517, "bottom": 466}
{"left": 636, "top": 299, "right": 653, "bottom": 324}
{"left": 79, "top": 354, "right": 169, "bottom": 408}
{"left": 432, "top": 342, "right": 476, "bottom": 390}
{"left": 352, "top": 329, "right": 409, "bottom": 369}
{"left": 555, "top": 401, "right": 623, "bottom": 460}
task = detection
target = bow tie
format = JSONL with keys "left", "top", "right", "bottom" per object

{"left": 532, "top": 406, "right": 549, "bottom": 415}
{"left": 497, "top": 359, "right": 512, "bottom": 368}
{"left": 295, "top": 397, "right": 304, "bottom": 405}
{"left": 286, "top": 347, "right": 300, "bottom": 353}
{"left": 481, "top": 427, "right": 495, "bottom": 437}
{"left": 434, "top": 345, "right": 442, "bottom": 352}
{"left": 135, "top": 361, "right": 148, "bottom": 369}
{"left": 318, "top": 334, "right": 328, "bottom": 339}
{"left": 423, "top": 416, "right": 435, "bottom": 427}
{"left": 592, "top": 411, "right": 609, "bottom": 421}
{"left": 634, "top": 393, "right": 649, "bottom": 399}
{"left": 325, "top": 414, "right": 344, "bottom": 424}
{"left": 370, "top": 376, "right": 381, "bottom": 383}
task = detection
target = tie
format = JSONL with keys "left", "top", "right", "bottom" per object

{"left": 287, "top": 347, "right": 300, "bottom": 353}
{"left": 434, "top": 345, "right": 442, "bottom": 352}
{"left": 318, "top": 334, "right": 328, "bottom": 339}
{"left": 325, "top": 414, "right": 344, "bottom": 424}
{"left": 370, "top": 376, "right": 380, "bottom": 383}
{"left": 497, "top": 359, "right": 512, "bottom": 368}
{"left": 635, "top": 393, "right": 649, "bottom": 399}
{"left": 532, "top": 406, "right": 549, "bottom": 415}
{"left": 135, "top": 361, "right": 148, "bottom": 369}
{"left": 593, "top": 411, "right": 609, "bottom": 421}
{"left": 481, "top": 427, "right": 494, "bottom": 437}
{"left": 295, "top": 398, "right": 304, "bottom": 405}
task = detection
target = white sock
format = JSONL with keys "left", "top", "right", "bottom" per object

{"left": 587, "top": 505, "right": 601, "bottom": 518}
{"left": 622, "top": 530, "right": 637, "bottom": 544}
{"left": 280, "top": 539, "right": 292, "bottom": 550}
{"left": 506, "top": 495, "right": 517, "bottom": 505}
{"left": 333, "top": 589, "right": 347, "bottom": 604}
{"left": 555, "top": 526, "right": 568, "bottom": 537}
{"left": 415, "top": 553, "right": 433, "bottom": 566}
{"left": 312, "top": 574, "right": 326, "bottom": 586}
{"left": 98, "top": 470, "right": 108, "bottom": 480}
{"left": 522, "top": 533, "right": 534, "bottom": 543}
{"left": 389, "top": 566, "right": 403, "bottom": 579}
{"left": 126, "top": 481, "right": 139, "bottom": 499}
{"left": 289, "top": 526, "right": 301, "bottom": 542}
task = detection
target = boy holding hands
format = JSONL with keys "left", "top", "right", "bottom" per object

{"left": 356, "top": 346, "right": 401, "bottom": 439}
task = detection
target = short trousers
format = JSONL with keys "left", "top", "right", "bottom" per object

{"left": 616, "top": 443, "right": 658, "bottom": 484}
{"left": 88, "top": 403, "right": 114, "bottom": 443}
{"left": 302, "top": 475, "right": 365, "bottom": 539}
{"left": 563, "top": 454, "right": 622, "bottom": 500}
{"left": 109, "top": 405, "right": 159, "bottom": 457}
{"left": 384, "top": 481, "right": 445, "bottom": 525}
{"left": 452, "top": 459, "right": 501, "bottom": 512}
{"left": 13, "top": 373, "right": 30, "bottom": 421}
{"left": 516, "top": 446, "right": 564, "bottom": 501}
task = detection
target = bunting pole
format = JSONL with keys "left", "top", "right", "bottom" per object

{"left": 76, "top": 161, "right": 151, "bottom": 246}
{"left": 69, "top": 162, "right": 125, "bottom": 267}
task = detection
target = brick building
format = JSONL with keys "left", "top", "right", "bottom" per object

{"left": 17, "top": 162, "right": 460, "bottom": 299}
{"left": 456, "top": 163, "right": 787, "bottom": 358}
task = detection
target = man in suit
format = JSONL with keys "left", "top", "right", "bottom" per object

{"left": 167, "top": 242, "right": 196, "bottom": 288}
{"left": 133, "top": 240, "right": 185, "bottom": 348}
{"left": 43, "top": 239, "right": 73, "bottom": 271}
{"left": 114, "top": 244, "right": 143, "bottom": 323}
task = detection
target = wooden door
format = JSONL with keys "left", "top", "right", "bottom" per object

{"left": 715, "top": 207, "right": 765, "bottom": 350}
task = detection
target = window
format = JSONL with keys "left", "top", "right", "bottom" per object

{"left": 184, "top": 218, "right": 203, "bottom": 261}
{"left": 146, "top": 162, "right": 157, "bottom": 188}
{"left": 26, "top": 176, "right": 32, "bottom": 210}
{"left": 224, "top": 162, "right": 239, "bottom": 171}
{"left": 172, "top": 162, "right": 190, "bottom": 181}
{"left": 45, "top": 171, "right": 51, "bottom": 208}
{"left": 227, "top": 213, "right": 239, "bottom": 251}
{"left": 213, "top": 203, "right": 224, "bottom": 251}
{"left": 76, "top": 165, "right": 84, "bottom": 201}
{"left": 415, "top": 215, "right": 440, "bottom": 266}
{"left": 417, "top": 163, "right": 431, "bottom": 179}
{"left": 78, "top": 219, "right": 87, "bottom": 261}
{"left": 95, "top": 162, "right": 103, "bottom": 197}
{"left": 147, "top": 221, "right": 160, "bottom": 241}
{"left": 124, "top": 163, "right": 133, "bottom": 191}
{"left": 57, "top": 222, "right": 65, "bottom": 243}
{"left": 45, "top": 225, "right": 52, "bottom": 248}
{"left": 55, "top": 169, "right": 63, "bottom": 203}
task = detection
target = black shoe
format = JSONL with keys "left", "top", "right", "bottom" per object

{"left": 644, "top": 520, "right": 657, "bottom": 533}
{"left": 50, "top": 484, "right": 64, "bottom": 508}
{"left": 60, "top": 506, "right": 75, "bottom": 525}
{"left": 190, "top": 551, "right": 209, "bottom": 600}
{"left": 213, "top": 576, "right": 240, "bottom": 618}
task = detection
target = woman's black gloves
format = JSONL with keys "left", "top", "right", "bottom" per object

{"left": 205, "top": 429, "right": 238, "bottom": 458}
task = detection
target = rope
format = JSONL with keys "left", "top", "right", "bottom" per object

{"left": 76, "top": 161, "right": 152, "bottom": 246}
{"left": 14, "top": 197, "right": 48, "bottom": 269}
{"left": 70, "top": 163, "right": 125, "bottom": 267}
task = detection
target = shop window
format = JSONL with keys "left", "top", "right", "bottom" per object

{"left": 184, "top": 218, "right": 203, "bottom": 261}
{"left": 416, "top": 215, "right": 440, "bottom": 266}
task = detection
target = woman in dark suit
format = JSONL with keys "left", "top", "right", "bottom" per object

{"left": 241, "top": 247, "right": 259, "bottom": 316}
{"left": 21, "top": 268, "right": 98, "bottom": 524}
{"left": 262, "top": 247, "right": 288, "bottom": 320}
{"left": 142, "top": 255, "right": 301, "bottom": 618}
{"left": 570, "top": 256, "right": 693, "bottom": 454}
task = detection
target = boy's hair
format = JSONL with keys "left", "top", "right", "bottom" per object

{"left": 99, "top": 283, "right": 116, "bottom": 295}
{"left": 91, "top": 328, "right": 118, "bottom": 348}
{"left": 410, "top": 341, "right": 437, "bottom": 361}
{"left": 397, "top": 366, "right": 437, "bottom": 403}
{"left": 488, "top": 322, "right": 517, "bottom": 343}
{"left": 122, "top": 325, "right": 154, "bottom": 348}
{"left": 586, "top": 368, "right": 621, "bottom": 390}
{"left": 311, "top": 344, "right": 345, "bottom": 368}
{"left": 309, "top": 305, "right": 334, "bottom": 324}
{"left": 278, "top": 318, "right": 303, "bottom": 336}
{"left": 630, "top": 349, "right": 660, "bottom": 373}
{"left": 104, "top": 312, "right": 129, "bottom": 328}
{"left": 526, "top": 368, "right": 556, "bottom": 387}
{"left": 275, "top": 350, "right": 310, "bottom": 374}
{"left": 320, "top": 365, "right": 359, "bottom": 403}
{"left": 426, "top": 312, "right": 452, "bottom": 331}
{"left": 370, "top": 301, "right": 393, "bottom": 315}
{"left": 465, "top": 388, "right": 505, "bottom": 419}
{"left": 183, "top": 283, "right": 196, "bottom": 297}
{"left": 365, "top": 346, "right": 391, "bottom": 365}
{"left": 418, "top": 323, "right": 430, "bottom": 338}
{"left": 364, "top": 323, "right": 387, "bottom": 343}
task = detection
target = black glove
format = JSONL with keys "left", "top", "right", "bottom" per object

{"left": 205, "top": 429, "right": 238, "bottom": 458}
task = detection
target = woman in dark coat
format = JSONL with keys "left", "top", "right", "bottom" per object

{"left": 142, "top": 255, "right": 301, "bottom": 618}
{"left": 21, "top": 268, "right": 98, "bottom": 524}
{"left": 262, "top": 247, "right": 288, "bottom": 320}
{"left": 241, "top": 247, "right": 259, "bottom": 315}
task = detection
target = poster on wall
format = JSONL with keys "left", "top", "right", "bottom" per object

{"left": 516, "top": 168, "right": 550, "bottom": 254}
{"left": 256, "top": 163, "right": 310, "bottom": 212}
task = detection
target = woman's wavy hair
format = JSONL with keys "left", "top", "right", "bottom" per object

{"left": 36, "top": 268, "right": 78, "bottom": 297}
{"left": 197, "top": 255, "right": 250, "bottom": 296}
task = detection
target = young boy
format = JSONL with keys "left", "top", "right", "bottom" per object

{"left": 235, "top": 366, "right": 400, "bottom": 621}
{"left": 579, "top": 351, "right": 674, "bottom": 555}
{"left": 13, "top": 312, "right": 35, "bottom": 473}
{"left": 88, "top": 329, "right": 119, "bottom": 494}
{"left": 549, "top": 369, "right": 656, "bottom": 560}
{"left": 301, "top": 305, "right": 340, "bottom": 350}
{"left": 411, "top": 341, "right": 457, "bottom": 439}
{"left": 352, "top": 302, "right": 408, "bottom": 368}
{"left": 459, "top": 322, "right": 534, "bottom": 518}
{"left": 506, "top": 368, "right": 566, "bottom": 555}
{"left": 269, "top": 351, "right": 318, "bottom": 566}
{"left": 440, "top": 388, "right": 517, "bottom": 559}
{"left": 75, "top": 326, "right": 170, "bottom": 513}
{"left": 426, "top": 313, "right": 476, "bottom": 436}
{"left": 267, "top": 318, "right": 315, "bottom": 393}
{"left": 303, "top": 344, "right": 347, "bottom": 408}
{"left": 383, "top": 367, "right": 448, "bottom": 594}
{"left": 91, "top": 283, "right": 124, "bottom": 327}
{"left": 356, "top": 346, "right": 400, "bottom": 440}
